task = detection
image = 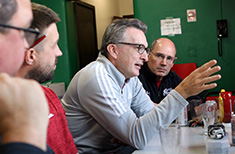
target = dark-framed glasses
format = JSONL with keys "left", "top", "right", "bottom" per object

{"left": 151, "top": 52, "right": 177, "bottom": 64}
{"left": 0, "top": 23, "right": 40, "bottom": 47}
{"left": 118, "top": 42, "right": 151, "bottom": 55}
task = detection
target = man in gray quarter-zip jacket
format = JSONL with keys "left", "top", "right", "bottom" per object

{"left": 62, "top": 18, "right": 221, "bottom": 154}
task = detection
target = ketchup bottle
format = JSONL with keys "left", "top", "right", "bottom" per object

{"left": 221, "top": 89, "right": 232, "bottom": 123}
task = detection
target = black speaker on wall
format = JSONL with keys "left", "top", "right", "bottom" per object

{"left": 217, "top": 19, "right": 228, "bottom": 38}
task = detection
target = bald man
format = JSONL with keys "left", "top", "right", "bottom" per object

{"left": 138, "top": 38, "right": 181, "bottom": 104}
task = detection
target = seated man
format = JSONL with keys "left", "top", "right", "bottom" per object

{"left": 0, "top": 0, "right": 50, "bottom": 153}
{"left": 62, "top": 18, "right": 221, "bottom": 153}
{"left": 16, "top": 3, "right": 77, "bottom": 154}
{"left": 138, "top": 38, "right": 201, "bottom": 120}
{"left": 138, "top": 38, "right": 181, "bottom": 104}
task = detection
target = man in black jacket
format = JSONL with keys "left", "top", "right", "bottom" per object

{"left": 139, "top": 38, "right": 201, "bottom": 121}
{"left": 139, "top": 38, "right": 181, "bottom": 104}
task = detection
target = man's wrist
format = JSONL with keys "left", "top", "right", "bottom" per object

{"left": 174, "top": 86, "right": 188, "bottom": 99}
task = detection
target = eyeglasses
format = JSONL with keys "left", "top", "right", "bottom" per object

{"left": 151, "top": 52, "right": 177, "bottom": 64}
{"left": 117, "top": 42, "right": 151, "bottom": 55}
{"left": 0, "top": 23, "right": 40, "bottom": 47}
{"left": 30, "top": 34, "right": 47, "bottom": 48}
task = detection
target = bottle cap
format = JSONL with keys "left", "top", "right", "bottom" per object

{"left": 221, "top": 89, "right": 225, "bottom": 93}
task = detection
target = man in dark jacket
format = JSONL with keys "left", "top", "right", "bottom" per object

{"left": 139, "top": 38, "right": 202, "bottom": 121}
{"left": 139, "top": 38, "right": 181, "bottom": 104}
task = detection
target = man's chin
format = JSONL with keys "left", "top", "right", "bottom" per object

{"left": 156, "top": 72, "right": 166, "bottom": 77}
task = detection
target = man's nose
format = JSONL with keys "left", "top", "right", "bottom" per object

{"left": 160, "top": 57, "right": 167, "bottom": 65}
{"left": 56, "top": 45, "right": 63, "bottom": 57}
{"left": 141, "top": 51, "right": 148, "bottom": 62}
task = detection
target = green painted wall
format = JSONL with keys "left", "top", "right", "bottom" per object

{"left": 31, "top": 0, "right": 79, "bottom": 88}
{"left": 134, "top": 0, "right": 235, "bottom": 95}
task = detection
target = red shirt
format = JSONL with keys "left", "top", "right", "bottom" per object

{"left": 41, "top": 86, "right": 78, "bottom": 154}
{"left": 156, "top": 80, "right": 161, "bottom": 88}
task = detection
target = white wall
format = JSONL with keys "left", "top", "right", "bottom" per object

{"left": 80, "top": 0, "right": 133, "bottom": 49}
{"left": 118, "top": 0, "right": 133, "bottom": 16}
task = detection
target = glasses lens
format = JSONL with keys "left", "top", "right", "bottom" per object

{"left": 138, "top": 45, "right": 145, "bottom": 54}
{"left": 154, "top": 53, "right": 175, "bottom": 64}
{"left": 146, "top": 48, "right": 151, "bottom": 55}
{"left": 24, "top": 31, "right": 37, "bottom": 47}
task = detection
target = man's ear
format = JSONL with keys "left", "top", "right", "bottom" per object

{"left": 107, "top": 44, "right": 118, "bottom": 59}
{"left": 25, "top": 48, "right": 37, "bottom": 65}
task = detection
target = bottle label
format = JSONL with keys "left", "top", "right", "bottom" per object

{"left": 176, "top": 107, "right": 188, "bottom": 126}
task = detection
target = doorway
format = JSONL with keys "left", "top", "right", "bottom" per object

{"left": 75, "top": 1, "right": 98, "bottom": 70}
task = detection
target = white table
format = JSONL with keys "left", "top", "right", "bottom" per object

{"left": 133, "top": 124, "right": 235, "bottom": 154}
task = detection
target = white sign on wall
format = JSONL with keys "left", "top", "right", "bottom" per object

{"left": 187, "top": 9, "right": 197, "bottom": 22}
{"left": 160, "top": 18, "right": 182, "bottom": 36}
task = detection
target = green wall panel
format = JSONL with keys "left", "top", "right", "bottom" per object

{"left": 134, "top": 0, "right": 235, "bottom": 94}
{"left": 66, "top": 1, "right": 79, "bottom": 78}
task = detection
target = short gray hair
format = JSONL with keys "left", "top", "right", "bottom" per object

{"left": 100, "top": 18, "right": 147, "bottom": 58}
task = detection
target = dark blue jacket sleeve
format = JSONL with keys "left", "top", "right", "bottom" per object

{"left": 0, "top": 143, "right": 54, "bottom": 154}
